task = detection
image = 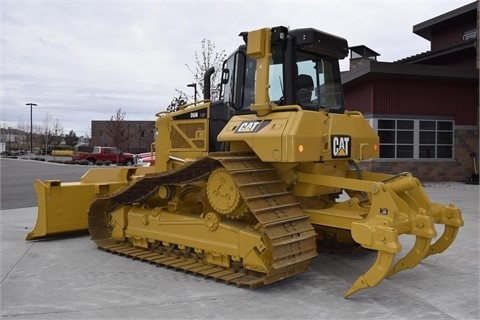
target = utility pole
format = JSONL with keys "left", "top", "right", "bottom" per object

{"left": 138, "top": 124, "right": 142, "bottom": 153}
{"left": 7, "top": 127, "right": 11, "bottom": 153}
{"left": 127, "top": 124, "right": 130, "bottom": 153}
{"left": 26, "top": 103, "right": 37, "bottom": 158}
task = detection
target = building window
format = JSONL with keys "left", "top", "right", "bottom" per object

{"left": 377, "top": 119, "right": 414, "bottom": 158}
{"left": 419, "top": 120, "right": 453, "bottom": 158}
{"left": 371, "top": 118, "right": 454, "bottom": 160}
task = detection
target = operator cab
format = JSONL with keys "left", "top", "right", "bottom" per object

{"left": 210, "top": 27, "right": 348, "bottom": 152}
{"left": 219, "top": 26, "right": 348, "bottom": 114}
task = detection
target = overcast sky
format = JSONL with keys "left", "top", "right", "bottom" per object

{"left": 1, "top": 0, "right": 473, "bottom": 137}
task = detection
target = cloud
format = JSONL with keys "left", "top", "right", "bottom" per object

{"left": 1, "top": 0, "right": 473, "bottom": 135}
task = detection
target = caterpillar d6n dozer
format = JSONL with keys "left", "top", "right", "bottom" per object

{"left": 26, "top": 26, "right": 463, "bottom": 297}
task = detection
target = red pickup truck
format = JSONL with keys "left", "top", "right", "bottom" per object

{"left": 72, "top": 146, "right": 135, "bottom": 166}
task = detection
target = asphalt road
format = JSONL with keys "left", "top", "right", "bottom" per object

{"left": 0, "top": 158, "right": 91, "bottom": 210}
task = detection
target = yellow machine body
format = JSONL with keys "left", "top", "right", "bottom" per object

{"left": 27, "top": 26, "right": 463, "bottom": 298}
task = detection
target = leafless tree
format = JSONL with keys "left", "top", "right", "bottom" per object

{"left": 37, "top": 112, "right": 54, "bottom": 155}
{"left": 104, "top": 108, "right": 129, "bottom": 163}
{"left": 51, "top": 119, "right": 64, "bottom": 152}
{"left": 186, "top": 39, "right": 226, "bottom": 102}
{"left": 16, "top": 120, "right": 30, "bottom": 151}
{"left": 0, "top": 122, "right": 7, "bottom": 145}
{"left": 167, "top": 40, "right": 225, "bottom": 111}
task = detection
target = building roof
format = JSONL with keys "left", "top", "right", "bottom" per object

{"left": 395, "top": 38, "right": 476, "bottom": 64}
{"left": 344, "top": 2, "right": 478, "bottom": 85}
{"left": 341, "top": 60, "right": 478, "bottom": 86}
{"left": 413, "top": 2, "right": 477, "bottom": 41}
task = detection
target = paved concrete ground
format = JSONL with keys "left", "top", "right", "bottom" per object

{"left": 1, "top": 182, "right": 478, "bottom": 319}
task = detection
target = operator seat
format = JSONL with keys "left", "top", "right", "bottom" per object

{"left": 296, "top": 74, "right": 314, "bottom": 104}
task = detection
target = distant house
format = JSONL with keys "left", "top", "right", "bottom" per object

{"left": 342, "top": 1, "right": 478, "bottom": 182}
{"left": 0, "top": 127, "right": 28, "bottom": 153}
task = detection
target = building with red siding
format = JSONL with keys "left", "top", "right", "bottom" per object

{"left": 91, "top": 120, "right": 155, "bottom": 154}
{"left": 342, "top": 2, "right": 478, "bottom": 182}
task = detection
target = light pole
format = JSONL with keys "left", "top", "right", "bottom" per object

{"left": 187, "top": 83, "right": 197, "bottom": 103}
{"left": 138, "top": 124, "right": 142, "bottom": 153}
{"left": 26, "top": 103, "right": 37, "bottom": 157}
{"left": 7, "top": 127, "right": 11, "bottom": 153}
{"left": 127, "top": 124, "right": 130, "bottom": 152}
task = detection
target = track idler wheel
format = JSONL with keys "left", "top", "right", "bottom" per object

{"left": 206, "top": 167, "right": 248, "bottom": 218}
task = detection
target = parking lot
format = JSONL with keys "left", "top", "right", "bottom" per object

{"left": 0, "top": 158, "right": 90, "bottom": 209}
{"left": 1, "top": 158, "right": 479, "bottom": 319}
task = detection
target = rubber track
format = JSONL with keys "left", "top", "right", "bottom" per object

{"left": 88, "top": 153, "right": 317, "bottom": 288}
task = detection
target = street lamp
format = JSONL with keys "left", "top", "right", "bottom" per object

{"left": 26, "top": 103, "right": 37, "bottom": 157}
{"left": 187, "top": 83, "right": 197, "bottom": 103}
{"left": 7, "top": 127, "right": 11, "bottom": 153}
{"left": 138, "top": 124, "right": 142, "bottom": 153}
{"left": 127, "top": 124, "right": 130, "bottom": 152}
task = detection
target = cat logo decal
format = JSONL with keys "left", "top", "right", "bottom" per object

{"left": 332, "top": 135, "right": 351, "bottom": 158}
{"left": 235, "top": 120, "right": 271, "bottom": 133}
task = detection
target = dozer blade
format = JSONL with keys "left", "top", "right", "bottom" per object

{"left": 26, "top": 179, "right": 97, "bottom": 240}
{"left": 26, "top": 168, "right": 139, "bottom": 240}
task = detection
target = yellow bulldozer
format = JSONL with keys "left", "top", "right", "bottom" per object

{"left": 26, "top": 26, "right": 463, "bottom": 298}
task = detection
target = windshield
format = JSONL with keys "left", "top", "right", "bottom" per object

{"left": 222, "top": 41, "right": 344, "bottom": 113}
{"left": 269, "top": 49, "right": 344, "bottom": 112}
{"left": 297, "top": 53, "right": 344, "bottom": 112}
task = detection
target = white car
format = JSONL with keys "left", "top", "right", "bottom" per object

{"left": 135, "top": 152, "right": 155, "bottom": 167}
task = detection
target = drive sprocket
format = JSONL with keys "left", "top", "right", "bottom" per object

{"left": 206, "top": 167, "right": 248, "bottom": 218}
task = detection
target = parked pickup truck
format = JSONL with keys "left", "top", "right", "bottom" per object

{"left": 72, "top": 146, "right": 135, "bottom": 166}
